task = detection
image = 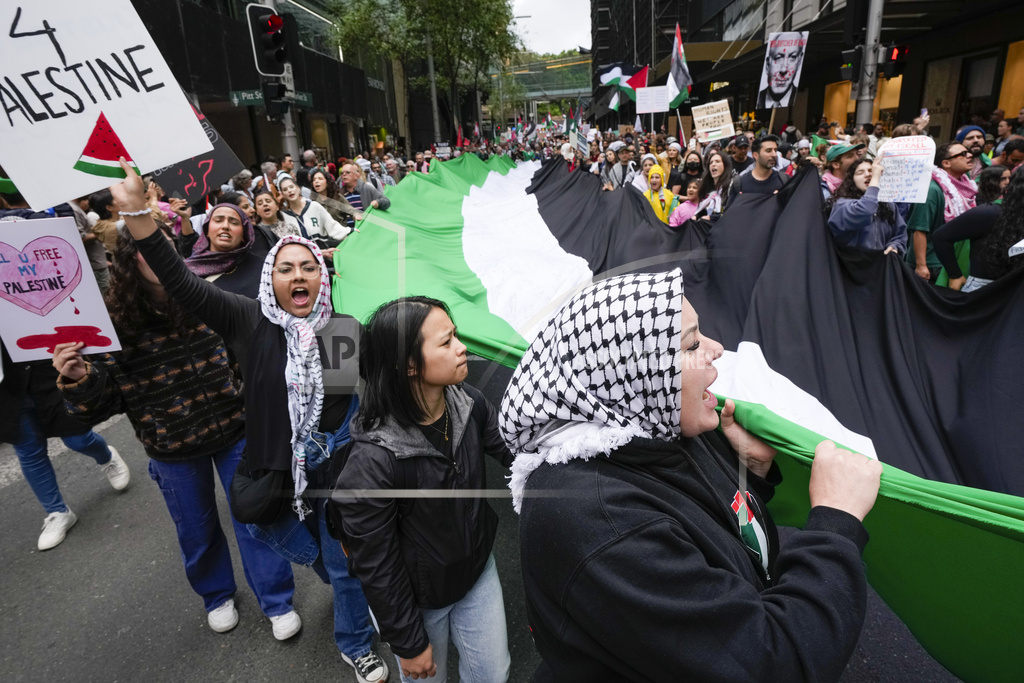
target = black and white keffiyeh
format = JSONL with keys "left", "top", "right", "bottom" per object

{"left": 257, "top": 235, "right": 332, "bottom": 519}
{"left": 500, "top": 270, "right": 685, "bottom": 512}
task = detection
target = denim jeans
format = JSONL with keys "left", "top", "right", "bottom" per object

{"left": 147, "top": 438, "right": 295, "bottom": 616}
{"left": 249, "top": 468, "right": 376, "bottom": 659}
{"left": 13, "top": 394, "right": 111, "bottom": 514}
{"left": 398, "top": 554, "right": 510, "bottom": 683}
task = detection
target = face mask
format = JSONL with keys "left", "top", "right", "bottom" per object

{"left": 685, "top": 161, "right": 701, "bottom": 172}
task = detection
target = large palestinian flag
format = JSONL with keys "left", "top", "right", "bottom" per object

{"left": 333, "top": 155, "right": 1024, "bottom": 683}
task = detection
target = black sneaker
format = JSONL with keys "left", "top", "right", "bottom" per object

{"left": 341, "top": 649, "right": 389, "bottom": 683}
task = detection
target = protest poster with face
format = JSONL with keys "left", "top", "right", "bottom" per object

{"left": 757, "top": 32, "right": 809, "bottom": 109}
{"left": 0, "top": 217, "right": 120, "bottom": 362}
{"left": 0, "top": 2, "right": 213, "bottom": 210}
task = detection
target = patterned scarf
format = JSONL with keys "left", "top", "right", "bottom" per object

{"left": 500, "top": 270, "right": 685, "bottom": 513}
{"left": 931, "top": 167, "right": 977, "bottom": 222}
{"left": 257, "top": 236, "right": 332, "bottom": 519}
{"left": 822, "top": 172, "right": 843, "bottom": 195}
{"left": 184, "top": 204, "right": 256, "bottom": 277}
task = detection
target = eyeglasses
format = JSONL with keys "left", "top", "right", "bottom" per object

{"left": 945, "top": 151, "right": 972, "bottom": 161}
{"left": 273, "top": 264, "right": 320, "bottom": 276}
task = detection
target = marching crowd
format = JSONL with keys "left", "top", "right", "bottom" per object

{"left": 1, "top": 105, "right": 1021, "bottom": 683}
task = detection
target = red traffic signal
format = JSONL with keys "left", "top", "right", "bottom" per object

{"left": 882, "top": 44, "right": 910, "bottom": 79}
{"left": 247, "top": 4, "right": 287, "bottom": 77}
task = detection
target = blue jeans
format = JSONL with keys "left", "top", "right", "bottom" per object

{"left": 398, "top": 554, "right": 510, "bottom": 683}
{"left": 147, "top": 438, "right": 295, "bottom": 616}
{"left": 248, "top": 473, "right": 375, "bottom": 659}
{"left": 13, "top": 394, "right": 111, "bottom": 514}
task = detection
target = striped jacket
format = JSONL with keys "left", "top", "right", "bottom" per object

{"left": 58, "top": 315, "right": 245, "bottom": 462}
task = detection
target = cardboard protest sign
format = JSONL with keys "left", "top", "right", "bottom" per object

{"left": 757, "top": 32, "right": 808, "bottom": 108}
{"left": 150, "top": 97, "right": 244, "bottom": 203}
{"left": 0, "top": 217, "right": 119, "bottom": 362}
{"left": 877, "top": 136, "right": 937, "bottom": 204}
{"left": 636, "top": 85, "right": 670, "bottom": 114}
{"left": 435, "top": 142, "right": 452, "bottom": 159}
{"left": 692, "top": 101, "right": 735, "bottom": 142}
{"left": 0, "top": 2, "right": 213, "bottom": 210}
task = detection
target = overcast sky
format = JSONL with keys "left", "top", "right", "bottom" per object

{"left": 512, "top": 0, "right": 592, "bottom": 55}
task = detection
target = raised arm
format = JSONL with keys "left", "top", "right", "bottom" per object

{"left": 109, "top": 158, "right": 260, "bottom": 342}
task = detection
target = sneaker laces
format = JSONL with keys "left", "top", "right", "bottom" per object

{"left": 353, "top": 651, "right": 383, "bottom": 675}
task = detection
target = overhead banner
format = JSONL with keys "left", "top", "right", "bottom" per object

{"left": 877, "top": 136, "right": 937, "bottom": 204}
{"left": 0, "top": 2, "right": 213, "bottom": 210}
{"left": 692, "top": 100, "right": 735, "bottom": 142}
{"left": 757, "top": 31, "right": 809, "bottom": 108}
{"left": 636, "top": 85, "right": 671, "bottom": 114}
{"left": 0, "top": 217, "right": 120, "bottom": 362}
{"left": 150, "top": 96, "right": 245, "bottom": 203}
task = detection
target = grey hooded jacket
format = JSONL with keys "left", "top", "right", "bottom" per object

{"left": 331, "top": 383, "right": 512, "bottom": 659}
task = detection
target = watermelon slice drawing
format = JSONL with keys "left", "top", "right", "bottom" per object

{"left": 72, "top": 112, "right": 139, "bottom": 179}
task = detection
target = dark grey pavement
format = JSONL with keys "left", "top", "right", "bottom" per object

{"left": 0, "top": 360, "right": 959, "bottom": 682}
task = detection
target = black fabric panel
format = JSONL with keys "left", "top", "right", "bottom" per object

{"left": 527, "top": 161, "right": 1024, "bottom": 497}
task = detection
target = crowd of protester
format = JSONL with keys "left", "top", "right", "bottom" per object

{"left": 0, "top": 102, "right": 1021, "bottom": 683}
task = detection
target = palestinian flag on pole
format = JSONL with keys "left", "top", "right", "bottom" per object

{"left": 667, "top": 23, "right": 692, "bottom": 108}
{"left": 621, "top": 66, "right": 649, "bottom": 101}
{"left": 332, "top": 157, "right": 1024, "bottom": 683}
{"left": 597, "top": 62, "right": 639, "bottom": 88}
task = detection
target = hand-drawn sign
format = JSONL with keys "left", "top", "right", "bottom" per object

{"left": 0, "top": 236, "right": 83, "bottom": 315}
{"left": 877, "top": 136, "right": 937, "bottom": 204}
{"left": 0, "top": 2, "right": 213, "bottom": 210}
{"left": 0, "top": 217, "right": 120, "bottom": 362}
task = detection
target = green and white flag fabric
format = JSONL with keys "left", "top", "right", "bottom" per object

{"left": 667, "top": 23, "right": 692, "bottom": 108}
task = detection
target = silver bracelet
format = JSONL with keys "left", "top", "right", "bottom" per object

{"left": 118, "top": 207, "right": 152, "bottom": 217}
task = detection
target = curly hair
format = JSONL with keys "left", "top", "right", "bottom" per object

{"left": 105, "top": 224, "right": 189, "bottom": 336}
{"left": 977, "top": 170, "right": 1024, "bottom": 279}
{"left": 310, "top": 169, "right": 339, "bottom": 200}
{"left": 698, "top": 151, "right": 734, "bottom": 201}
{"left": 827, "top": 159, "right": 895, "bottom": 224}
{"left": 976, "top": 166, "right": 1007, "bottom": 205}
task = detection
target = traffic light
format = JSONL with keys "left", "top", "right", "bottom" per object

{"left": 262, "top": 80, "right": 289, "bottom": 119}
{"left": 247, "top": 4, "right": 287, "bottom": 77}
{"left": 840, "top": 47, "right": 862, "bottom": 82}
{"left": 882, "top": 45, "right": 910, "bottom": 79}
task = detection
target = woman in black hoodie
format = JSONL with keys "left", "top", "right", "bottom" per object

{"left": 332, "top": 296, "right": 513, "bottom": 683}
{"left": 501, "top": 270, "right": 883, "bottom": 683}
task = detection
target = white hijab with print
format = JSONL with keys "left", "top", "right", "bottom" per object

{"left": 500, "top": 270, "right": 685, "bottom": 513}
{"left": 258, "top": 235, "right": 332, "bottom": 519}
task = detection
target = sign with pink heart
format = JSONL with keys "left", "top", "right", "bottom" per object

{"left": 0, "top": 217, "right": 120, "bottom": 362}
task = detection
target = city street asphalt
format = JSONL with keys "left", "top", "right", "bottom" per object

{"left": 0, "top": 360, "right": 960, "bottom": 682}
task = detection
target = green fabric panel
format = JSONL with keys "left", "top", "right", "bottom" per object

{"left": 331, "top": 161, "right": 528, "bottom": 365}
{"left": 722, "top": 397, "right": 1024, "bottom": 683}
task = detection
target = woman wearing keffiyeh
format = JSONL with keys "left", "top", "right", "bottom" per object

{"left": 110, "top": 160, "right": 390, "bottom": 683}
{"left": 501, "top": 269, "right": 883, "bottom": 681}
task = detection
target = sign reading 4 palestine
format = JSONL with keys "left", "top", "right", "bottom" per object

{"left": 0, "top": 2, "right": 212, "bottom": 210}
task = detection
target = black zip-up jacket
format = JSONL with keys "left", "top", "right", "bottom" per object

{"left": 331, "top": 384, "right": 513, "bottom": 659}
{"left": 520, "top": 431, "right": 870, "bottom": 683}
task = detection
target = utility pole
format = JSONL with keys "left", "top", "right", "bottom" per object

{"left": 264, "top": 0, "right": 299, "bottom": 161}
{"left": 854, "top": 0, "right": 884, "bottom": 126}
{"left": 426, "top": 30, "right": 442, "bottom": 143}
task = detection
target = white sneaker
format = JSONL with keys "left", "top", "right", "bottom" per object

{"left": 341, "top": 649, "right": 389, "bottom": 683}
{"left": 269, "top": 610, "right": 302, "bottom": 640}
{"left": 208, "top": 598, "right": 239, "bottom": 633}
{"left": 38, "top": 509, "right": 78, "bottom": 551}
{"left": 101, "top": 446, "right": 130, "bottom": 491}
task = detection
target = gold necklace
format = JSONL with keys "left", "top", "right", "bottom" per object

{"left": 424, "top": 405, "right": 449, "bottom": 441}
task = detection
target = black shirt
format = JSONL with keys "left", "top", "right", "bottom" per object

{"left": 733, "top": 169, "right": 787, "bottom": 195}
{"left": 932, "top": 204, "right": 1003, "bottom": 280}
{"left": 417, "top": 409, "right": 453, "bottom": 458}
{"left": 732, "top": 156, "right": 755, "bottom": 174}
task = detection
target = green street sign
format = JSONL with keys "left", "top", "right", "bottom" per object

{"left": 229, "top": 89, "right": 263, "bottom": 106}
{"left": 229, "top": 90, "right": 312, "bottom": 108}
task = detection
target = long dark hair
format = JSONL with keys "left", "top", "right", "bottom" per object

{"left": 828, "top": 159, "right": 895, "bottom": 224}
{"left": 698, "top": 151, "right": 733, "bottom": 201}
{"left": 105, "top": 224, "right": 189, "bottom": 335}
{"left": 358, "top": 296, "right": 455, "bottom": 431}
{"left": 311, "top": 169, "right": 339, "bottom": 200}
{"left": 976, "top": 166, "right": 1007, "bottom": 205}
{"left": 977, "top": 170, "right": 1024, "bottom": 279}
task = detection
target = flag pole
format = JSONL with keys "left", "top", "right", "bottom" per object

{"left": 768, "top": 108, "right": 777, "bottom": 136}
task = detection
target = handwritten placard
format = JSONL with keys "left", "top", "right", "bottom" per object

{"left": 692, "top": 100, "right": 735, "bottom": 142}
{"left": 0, "top": 217, "right": 119, "bottom": 362}
{"left": 877, "top": 136, "right": 936, "bottom": 204}
{"left": 0, "top": 2, "right": 213, "bottom": 210}
{"left": 636, "top": 85, "right": 670, "bottom": 114}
